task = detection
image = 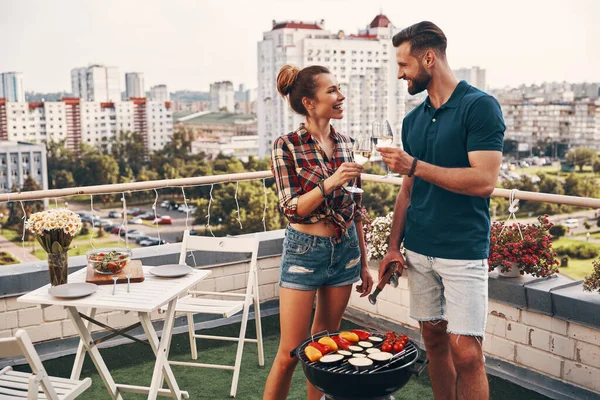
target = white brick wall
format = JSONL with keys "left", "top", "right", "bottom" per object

{"left": 575, "top": 341, "right": 600, "bottom": 368}
{"left": 569, "top": 323, "right": 600, "bottom": 347}
{"left": 344, "top": 266, "right": 600, "bottom": 396}
{"left": 0, "top": 311, "right": 18, "bottom": 330}
{"left": 489, "top": 301, "right": 520, "bottom": 322}
{"left": 506, "top": 322, "right": 528, "bottom": 344}
{"left": 483, "top": 335, "right": 515, "bottom": 362}
{"left": 2, "top": 259, "right": 599, "bottom": 397}
{"left": 42, "top": 306, "right": 68, "bottom": 322}
{"left": 528, "top": 327, "right": 551, "bottom": 351}
{"left": 550, "top": 334, "right": 575, "bottom": 359}
{"left": 564, "top": 361, "right": 600, "bottom": 392}
{"left": 18, "top": 308, "right": 43, "bottom": 327}
{"left": 516, "top": 344, "right": 563, "bottom": 378}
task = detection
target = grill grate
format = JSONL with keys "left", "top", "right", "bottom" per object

{"left": 298, "top": 333, "right": 418, "bottom": 375}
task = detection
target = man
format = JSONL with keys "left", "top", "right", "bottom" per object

{"left": 378, "top": 21, "right": 504, "bottom": 400}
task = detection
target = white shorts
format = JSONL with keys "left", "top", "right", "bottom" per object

{"left": 405, "top": 248, "right": 488, "bottom": 337}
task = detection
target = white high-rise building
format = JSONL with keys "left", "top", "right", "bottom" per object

{"left": 0, "top": 141, "right": 48, "bottom": 193}
{"left": 150, "top": 85, "right": 170, "bottom": 102}
{"left": 257, "top": 14, "right": 407, "bottom": 156}
{"left": 0, "top": 72, "right": 25, "bottom": 102}
{"left": 71, "top": 65, "right": 121, "bottom": 101}
{"left": 210, "top": 81, "right": 235, "bottom": 112}
{"left": 125, "top": 72, "right": 145, "bottom": 99}
{"left": 453, "top": 66, "right": 486, "bottom": 91}
{"left": 0, "top": 98, "right": 173, "bottom": 153}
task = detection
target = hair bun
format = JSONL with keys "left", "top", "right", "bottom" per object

{"left": 276, "top": 65, "right": 301, "bottom": 97}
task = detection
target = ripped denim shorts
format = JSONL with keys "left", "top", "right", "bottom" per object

{"left": 279, "top": 223, "right": 362, "bottom": 291}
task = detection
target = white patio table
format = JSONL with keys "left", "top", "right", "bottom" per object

{"left": 18, "top": 265, "right": 211, "bottom": 400}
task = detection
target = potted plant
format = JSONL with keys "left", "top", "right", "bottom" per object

{"left": 583, "top": 258, "right": 600, "bottom": 293}
{"left": 26, "top": 208, "right": 82, "bottom": 286}
{"left": 488, "top": 215, "right": 559, "bottom": 278}
{"left": 362, "top": 211, "right": 393, "bottom": 262}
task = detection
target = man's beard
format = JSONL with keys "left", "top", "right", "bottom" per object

{"left": 407, "top": 66, "right": 431, "bottom": 95}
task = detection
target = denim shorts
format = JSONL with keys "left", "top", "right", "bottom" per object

{"left": 405, "top": 248, "right": 489, "bottom": 337}
{"left": 279, "top": 224, "right": 362, "bottom": 291}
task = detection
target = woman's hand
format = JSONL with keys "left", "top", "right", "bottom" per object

{"left": 325, "top": 162, "right": 363, "bottom": 192}
{"left": 355, "top": 266, "right": 374, "bottom": 297}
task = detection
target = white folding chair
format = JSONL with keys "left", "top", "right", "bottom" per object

{"left": 168, "top": 231, "right": 264, "bottom": 398}
{"left": 0, "top": 329, "right": 91, "bottom": 400}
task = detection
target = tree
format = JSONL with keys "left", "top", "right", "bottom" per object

{"left": 73, "top": 150, "right": 119, "bottom": 188}
{"left": 9, "top": 177, "right": 44, "bottom": 240}
{"left": 46, "top": 140, "right": 76, "bottom": 189}
{"left": 110, "top": 131, "right": 147, "bottom": 177}
{"left": 566, "top": 147, "right": 598, "bottom": 172}
{"left": 564, "top": 174, "right": 600, "bottom": 199}
{"left": 53, "top": 170, "right": 76, "bottom": 188}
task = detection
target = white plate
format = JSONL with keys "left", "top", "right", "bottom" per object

{"left": 48, "top": 283, "right": 98, "bottom": 299}
{"left": 149, "top": 264, "right": 193, "bottom": 278}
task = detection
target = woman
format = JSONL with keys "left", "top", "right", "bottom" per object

{"left": 263, "top": 65, "right": 373, "bottom": 400}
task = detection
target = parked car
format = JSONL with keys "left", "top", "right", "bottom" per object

{"left": 135, "top": 235, "right": 153, "bottom": 244}
{"left": 130, "top": 217, "right": 143, "bottom": 225}
{"left": 138, "top": 212, "right": 154, "bottom": 220}
{"left": 102, "top": 224, "right": 116, "bottom": 233}
{"left": 153, "top": 216, "right": 172, "bottom": 225}
{"left": 99, "top": 219, "right": 113, "bottom": 227}
{"left": 125, "top": 208, "right": 141, "bottom": 216}
{"left": 563, "top": 218, "right": 579, "bottom": 229}
{"left": 120, "top": 229, "right": 143, "bottom": 240}
{"left": 108, "top": 211, "right": 121, "bottom": 218}
{"left": 139, "top": 237, "right": 167, "bottom": 246}
{"left": 110, "top": 226, "right": 123, "bottom": 234}
{"left": 160, "top": 200, "right": 170, "bottom": 209}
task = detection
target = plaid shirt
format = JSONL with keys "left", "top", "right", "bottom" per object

{"left": 271, "top": 123, "right": 362, "bottom": 242}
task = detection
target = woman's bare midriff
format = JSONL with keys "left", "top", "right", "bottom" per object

{"left": 290, "top": 219, "right": 353, "bottom": 237}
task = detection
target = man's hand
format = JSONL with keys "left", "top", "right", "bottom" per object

{"left": 379, "top": 249, "right": 407, "bottom": 282}
{"left": 377, "top": 147, "right": 414, "bottom": 175}
{"left": 355, "top": 266, "right": 374, "bottom": 297}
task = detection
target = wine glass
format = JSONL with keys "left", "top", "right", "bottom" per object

{"left": 372, "top": 119, "right": 395, "bottom": 178}
{"left": 345, "top": 131, "right": 372, "bottom": 194}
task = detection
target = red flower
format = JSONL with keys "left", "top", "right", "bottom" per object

{"left": 488, "top": 215, "right": 559, "bottom": 277}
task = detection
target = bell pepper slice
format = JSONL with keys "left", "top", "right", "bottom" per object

{"left": 308, "top": 341, "right": 332, "bottom": 355}
{"left": 331, "top": 335, "right": 352, "bottom": 350}
{"left": 304, "top": 345, "right": 323, "bottom": 362}
{"left": 351, "top": 329, "right": 371, "bottom": 341}
{"left": 339, "top": 331, "right": 360, "bottom": 343}
{"left": 318, "top": 336, "right": 339, "bottom": 352}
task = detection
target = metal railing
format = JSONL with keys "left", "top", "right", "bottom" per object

{"left": 0, "top": 172, "right": 599, "bottom": 209}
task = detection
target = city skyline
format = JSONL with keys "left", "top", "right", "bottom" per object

{"left": 1, "top": 0, "right": 598, "bottom": 93}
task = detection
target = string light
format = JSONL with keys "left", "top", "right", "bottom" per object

{"left": 19, "top": 201, "right": 27, "bottom": 261}
{"left": 262, "top": 178, "right": 268, "bottom": 232}
{"left": 152, "top": 189, "right": 162, "bottom": 255}
{"left": 234, "top": 181, "right": 243, "bottom": 229}
{"left": 89, "top": 195, "right": 98, "bottom": 250}
{"left": 205, "top": 184, "right": 215, "bottom": 237}
{"left": 120, "top": 193, "right": 128, "bottom": 247}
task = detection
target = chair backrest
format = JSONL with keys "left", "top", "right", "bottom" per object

{"left": 179, "top": 231, "right": 261, "bottom": 296}
{"left": 0, "top": 330, "right": 59, "bottom": 399}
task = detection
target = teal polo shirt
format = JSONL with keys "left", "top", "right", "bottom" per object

{"left": 401, "top": 80, "right": 505, "bottom": 260}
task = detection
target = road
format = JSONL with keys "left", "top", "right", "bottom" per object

{"left": 68, "top": 202, "right": 202, "bottom": 244}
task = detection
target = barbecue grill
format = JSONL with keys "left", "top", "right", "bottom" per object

{"left": 291, "top": 330, "right": 428, "bottom": 400}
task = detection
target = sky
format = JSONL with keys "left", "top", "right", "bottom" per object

{"left": 1, "top": 0, "right": 598, "bottom": 94}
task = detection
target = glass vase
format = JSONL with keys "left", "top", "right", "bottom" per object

{"left": 47, "top": 251, "right": 68, "bottom": 286}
